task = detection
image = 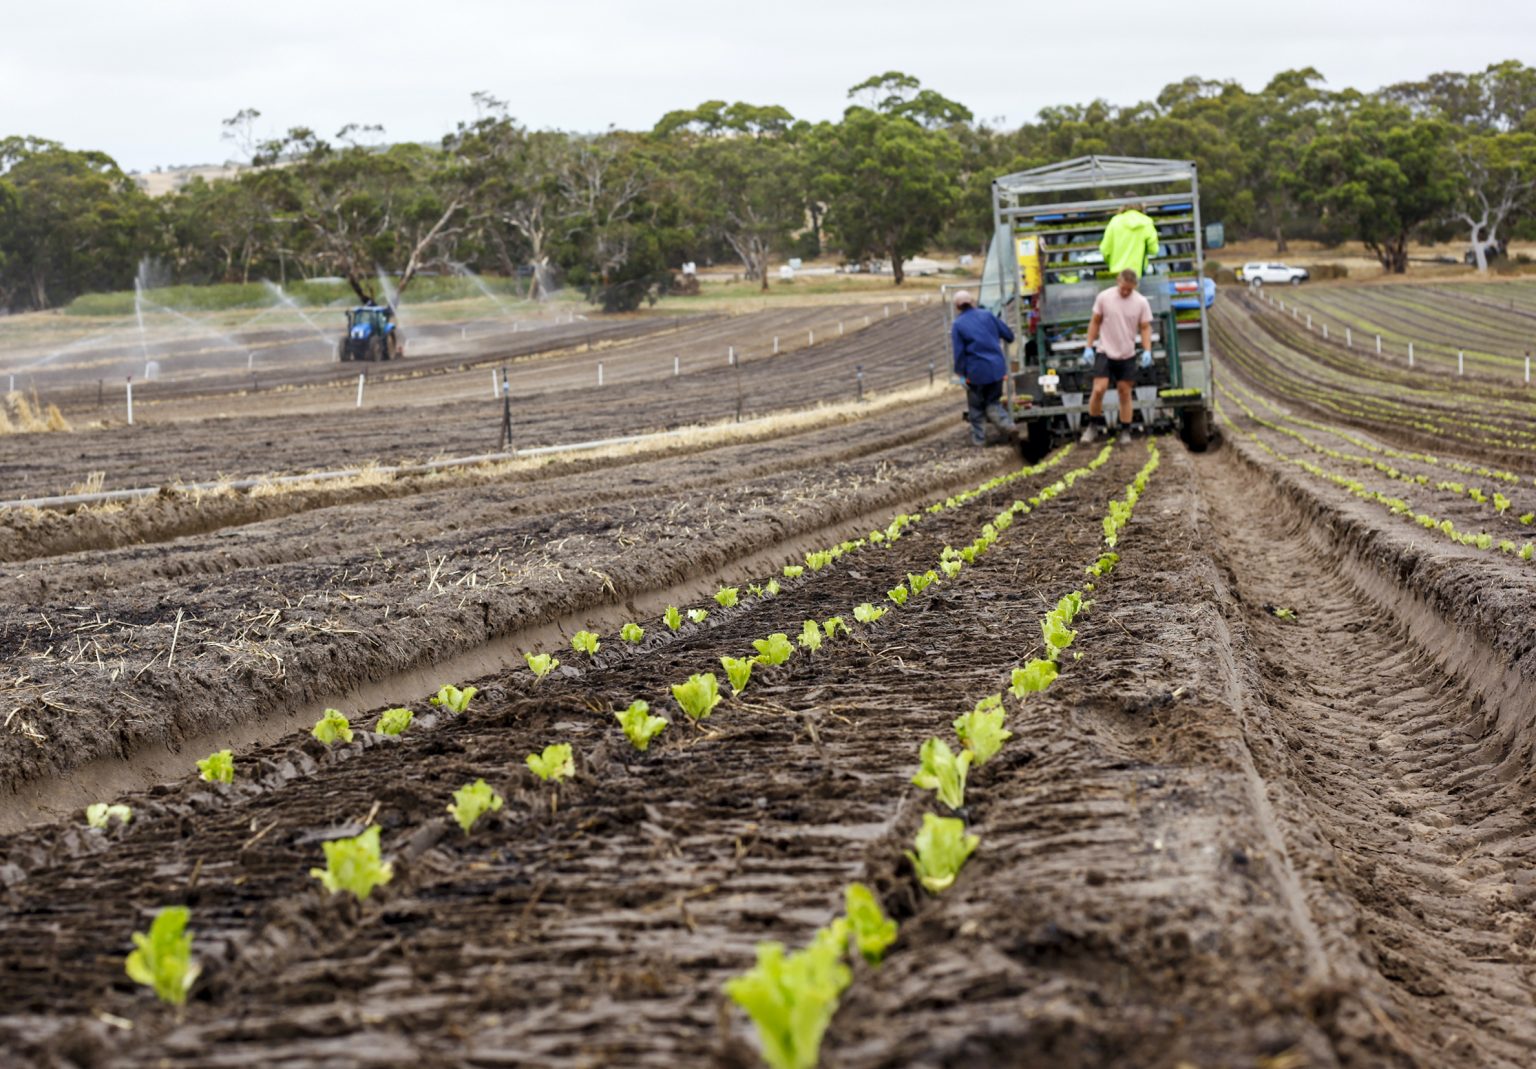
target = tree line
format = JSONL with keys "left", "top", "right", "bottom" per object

{"left": 1, "top": 63, "right": 1532, "bottom": 313}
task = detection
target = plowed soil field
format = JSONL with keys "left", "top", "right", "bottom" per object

{"left": 3, "top": 287, "right": 1535, "bottom": 1069}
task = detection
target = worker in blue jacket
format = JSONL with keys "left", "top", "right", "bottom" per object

{"left": 950, "top": 290, "right": 1017, "bottom": 446}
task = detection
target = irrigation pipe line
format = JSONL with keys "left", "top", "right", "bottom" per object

{"left": 0, "top": 405, "right": 890, "bottom": 512}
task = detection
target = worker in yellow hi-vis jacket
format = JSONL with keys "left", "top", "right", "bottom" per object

{"left": 1099, "top": 204, "right": 1160, "bottom": 277}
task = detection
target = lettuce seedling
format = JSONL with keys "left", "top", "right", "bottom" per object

{"left": 570, "top": 631, "right": 601, "bottom": 657}
{"left": 1085, "top": 552, "right": 1119, "bottom": 578}
{"left": 806, "top": 550, "right": 834, "bottom": 571}
{"left": 1010, "top": 659, "right": 1058, "bottom": 698}
{"left": 526, "top": 743, "right": 575, "bottom": 782}
{"left": 905, "top": 812, "right": 979, "bottom": 894}
{"left": 1521, "top": 513, "right": 1535, "bottom": 526}
{"left": 310, "top": 824, "right": 393, "bottom": 900}
{"left": 688, "top": 608, "right": 710, "bottom": 624}
{"left": 823, "top": 616, "right": 849, "bottom": 638}
{"left": 715, "top": 586, "right": 740, "bottom": 608}
{"left": 747, "top": 583, "right": 765, "bottom": 598}
{"left": 429, "top": 684, "right": 477, "bottom": 713}
{"left": 753, "top": 633, "right": 793, "bottom": 666}
{"left": 663, "top": 605, "right": 683, "bottom": 630}
{"left": 1041, "top": 613, "right": 1076, "bottom": 660}
{"left": 798, "top": 620, "right": 823, "bottom": 653}
{"left": 845, "top": 883, "right": 898, "bottom": 965}
{"left": 908, "top": 571, "right": 937, "bottom": 595}
{"left": 1494, "top": 493, "right": 1512, "bottom": 515}
{"left": 869, "top": 529, "right": 885, "bottom": 544}
{"left": 724, "top": 920, "right": 851, "bottom": 1069}
{"left": 721, "top": 656, "right": 754, "bottom": 696}
{"left": 940, "top": 559, "right": 963, "bottom": 579}
{"left": 312, "top": 708, "right": 353, "bottom": 745}
{"left": 887, "top": 585, "right": 909, "bottom": 607}
{"left": 953, "top": 701, "right": 1011, "bottom": 764}
{"left": 765, "top": 578, "right": 781, "bottom": 596}
{"left": 197, "top": 749, "right": 233, "bottom": 784}
{"left": 616, "top": 699, "right": 669, "bottom": 751}
{"left": 673, "top": 673, "right": 723, "bottom": 720}
{"left": 376, "top": 707, "right": 414, "bottom": 736}
{"left": 783, "top": 565, "right": 804, "bottom": 578}
{"left": 525, "top": 651, "right": 559, "bottom": 681}
{"left": 125, "top": 906, "right": 199, "bottom": 1005}
{"left": 853, "top": 603, "right": 885, "bottom": 624}
{"left": 447, "top": 778, "right": 503, "bottom": 834}
{"left": 620, "top": 622, "right": 645, "bottom": 643}
{"left": 912, "top": 738, "right": 972, "bottom": 809}
{"left": 86, "top": 802, "right": 132, "bottom": 829}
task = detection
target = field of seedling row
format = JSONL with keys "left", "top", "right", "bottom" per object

{"left": 3, "top": 282, "right": 1536, "bottom": 1067}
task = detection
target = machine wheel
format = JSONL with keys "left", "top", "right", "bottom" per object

{"left": 1180, "top": 406, "right": 1211, "bottom": 452}
{"left": 1289, "top": 276, "right": 1302, "bottom": 286}
{"left": 336, "top": 340, "right": 350, "bottom": 362}
{"left": 386, "top": 333, "right": 400, "bottom": 360}
{"left": 367, "top": 336, "right": 383, "bottom": 362}
{"left": 1019, "top": 418, "right": 1052, "bottom": 463}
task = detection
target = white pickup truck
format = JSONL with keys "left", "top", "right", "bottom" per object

{"left": 1241, "top": 262, "right": 1309, "bottom": 286}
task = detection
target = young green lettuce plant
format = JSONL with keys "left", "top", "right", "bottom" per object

{"left": 906, "top": 812, "right": 979, "bottom": 894}
{"left": 125, "top": 906, "right": 199, "bottom": 1005}
{"left": 845, "top": 882, "right": 898, "bottom": 965}
{"left": 752, "top": 633, "right": 794, "bottom": 667}
{"left": 783, "top": 565, "right": 804, "bottom": 579}
{"left": 687, "top": 608, "right": 710, "bottom": 624}
{"left": 715, "top": 586, "right": 740, "bottom": 608}
{"left": 620, "top": 622, "right": 645, "bottom": 643}
{"left": 526, "top": 743, "right": 575, "bottom": 782}
{"left": 908, "top": 571, "right": 937, "bottom": 595}
{"left": 673, "top": 673, "right": 724, "bottom": 720}
{"left": 197, "top": 750, "right": 234, "bottom": 784}
{"left": 797, "top": 619, "right": 823, "bottom": 653}
{"left": 887, "top": 584, "right": 909, "bottom": 607}
{"left": 86, "top": 802, "right": 132, "bottom": 829}
{"left": 912, "top": 738, "right": 972, "bottom": 810}
{"left": 853, "top": 603, "right": 886, "bottom": 624}
{"left": 724, "top": 919, "right": 852, "bottom": 1069}
{"left": 721, "top": 656, "right": 755, "bottom": 696}
{"left": 953, "top": 696, "right": 1012, "bottom": 764}
{"left": 663, "top": 606, "right": 684, "bottom": 631}
{"left": 375, "top": 707, "right": 414, "bottom": 736}
{"left": 312, "top": 708, "right": 354, "bottom": 745}
{"left": 1010, "top": 659, "right": 1059, "bottom": 698}
{"left": 311, "top": 824, "right": 393, "bottom": 900}
{"left": 823, "top": 616, "right": 849, "bottom": 638}
{"left": 524, "top": 651, "right": 559, "bottom": 681}
{"left": 570, "top": 631, "right": 601, "bottom": 657}
{"left": 616, "top": 699, "right": 669, "bottom": 751}
{"left": 429, "top": 684, "right": 477, "bottom": 713}
{"left": 446, "top": 779, "right": 503, "bottom": 835}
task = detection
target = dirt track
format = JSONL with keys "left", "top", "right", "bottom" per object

{"left": 2, "top": 290, "right": 1535, "bottom": 1067}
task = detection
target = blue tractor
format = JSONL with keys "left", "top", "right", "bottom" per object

{"left": 337, "top": 303, "right": 403, "bottom": 361}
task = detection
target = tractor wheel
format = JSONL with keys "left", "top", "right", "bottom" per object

{"left": 367, "top": 336, "right": 383, "bottom": 362}
{"left": 1180, "top": 406, "right": 1211, "bottom": 452}
{"left": 336, "top": 340, "right": 349, "bottom": 362}
{"left": 1019, "top": 418, "right": 1052, "bottom": 463}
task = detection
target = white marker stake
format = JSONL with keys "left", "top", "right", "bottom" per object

{"left": 884, "top": 305, "right": 890, "bottom": 318}
{"left": 808, "top": 329, "right": 814, "bottom": 346}
{"left": 491, "top": 370, "right": 499, "bottom": 398}
{"left": 1346, "top": 327, "right": 1351, "bottom": 347}
{"left": 598, "top": 362, "right": 604, "bottom": 386}
{"left": 1376, "top": 335, "right": 1382, "bottom": 354}
{"left": 772, "top": 336, "right": 779, "bottom": 355}
{"left": 864, "top": 315, "right": 870, "bottom": 327}
{"left": 1307, "top": 314, "right": 1312, "bottom": 329}
{"left": 1322, "top": 323, "right": 1328, "bottom": 340}
{"left": 728, "top": 346, "right": 734, "bottom": 365}
{"left": 839, "top": 321, "right": 844, "bottom": 336}
{"left": 125, "top": 380, "right": 134, "bottom": 425}
{"left": 1458, "top": 350, "right": 1464, "bottom": 375}
{"left": 673, "top": 355, "right": 680, "bottom": 377}
{"left": 1409, "top": 343, "right": 1415, "bottom": 367}
{"left": 356, "top": 373, "right": 365, "bottom": 407}
{"left": 1526, "top": 356, "right": 1531, "bottom": 384}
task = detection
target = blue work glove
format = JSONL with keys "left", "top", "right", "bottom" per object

{"left": 1079, "top": 345, "right": 1096, "bottom": 368}
{"left": 1137, "top": 348, "right": 1153, "bottom": 369}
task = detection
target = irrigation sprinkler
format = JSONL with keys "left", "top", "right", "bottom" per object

{"left": 97, "top": 379, "right": 103, "bottom": 408}
{"left": 856, "top": 365, "right": 864, "bottom": 402}
{"left": 356, "top": 372, "right": 366, "bottom": 407}
{"left": 928, "top": 359, "right": 936, "bottom": 386}
{"left": 498, "top": 368, "right": 514, "bottom": 451}
{"left": 125, "top": 377, "right": 134, "bottom": 425}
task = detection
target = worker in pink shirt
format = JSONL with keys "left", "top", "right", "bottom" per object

{"left": 1078, "top": 269, "right": 1153, "bottom": 444}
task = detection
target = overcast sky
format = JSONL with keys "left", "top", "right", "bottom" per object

{"left": 4, "top": 0, "right": 1532, "bottom": 173}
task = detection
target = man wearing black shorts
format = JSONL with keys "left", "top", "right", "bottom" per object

{"left": 1079, "top": 269, "right": 1153, "bottom": 443}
